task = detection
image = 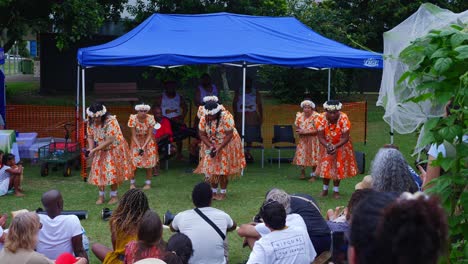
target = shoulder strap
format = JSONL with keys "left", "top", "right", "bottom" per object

{"left": 291, "top": 195, "right": 321, "bottom": 212}
{"left": 194, "top": 208, "right": 226, "bottom": 240}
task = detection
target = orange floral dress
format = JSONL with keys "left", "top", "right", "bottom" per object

{"left": 292, "top": 111, "right": 320, "bottom": 167}
{"left": 128, "top": 114, "right": 158, "bottom": 168}
{"left": 87, "top": 116, "right": 134, "bottom": 186}
{"left": 194, "top": 110, "right": 246, "bottom": 182}
{"left": 315, "top": 112, "right": 358, "bottom": 180}
{"left": 196, "top": 105, "right": 226, "bottom": 164}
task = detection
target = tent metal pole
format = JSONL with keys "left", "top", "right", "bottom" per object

{"left": 76, "top": 65, "right": 80, "bottom": 142}
{"left": 222, "top": 63, "right": 243, "bottom": 68}
{"left": 241, "top": 61, "right": 247, "bottom": 176}
{"left": 327, "top": 68, "right": 331, "bottom": 100}
{"left": 390, "top": 116, "right": 394, "bottom": 144}
{"left": 81, "top": 68, "right": 86, "bottom": 120}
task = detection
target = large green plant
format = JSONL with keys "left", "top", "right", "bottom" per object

{"left": 399, "top": 23, "right": 468, "bottom": 262}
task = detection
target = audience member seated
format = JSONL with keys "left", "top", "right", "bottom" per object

{"left": 326, "top": 189, "right": 374, "bottom": 240}
{"left": 0, "top": 211, "right": 87, "bottom": 264}
{"left": 124, "top": 210, "right": 165, "bottom": 264}
{"left": 153, "top": 105, "right": 175, "bottom": 175}
{"left": 92, "top": 189, "right": 150, "bottom": 264}
{"left": 348, "top": 190, "right": 397, "bottom": 264}
{"left": 36, "top": 190, "right": 87, "bottom": 261}
{"left": 246, "top": 200, "right": 316, "bottom": 264}
{"left": 370, "top": 147, "right": 418, "bottom": 194}
{"left": 0, "top": 153, "right": 24, "bottom": 197}
{"left": 0, "top": 213, "right": 7, "bottom": 251}
{"left": 163, "top": 233, "right": 193, "bottom": 264}
{"left": 382, "top": 144, "right": 422, "bottom": 190}
{"left": 237, "top": 188, "right": 309, "bottom": 250}
{"left": 170, "top": 182, "right": 236, "bottom": 264}
{"left": 374, "top": 192, "right": 448, "bottom": 264}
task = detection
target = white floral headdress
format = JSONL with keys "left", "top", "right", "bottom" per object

{"left": 135, "top": 103, "right": 151, "bottom": 112}
{"left": 86, "top": 105, "right": 107, "bottom": 118}
{"left": 323, "top": 101, "right": 342, "bottom": 111}
{"left": 203, "top": 95, "right": 219, "bottom": 103}
{"left": 399, "top": 192, "right": 429, "bottom": 201}
{"left": 204, "top": 104, "right": 223, "bottom": 115}
{"left": 300, "top": 100, "right": 315, "bottom": 109}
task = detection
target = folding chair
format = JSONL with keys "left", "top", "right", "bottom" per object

{"left": 244, "top": 125, "right": 264, "bottom": 168}
{"left": 271, "top": 125, "right": 296, "bottom": 168}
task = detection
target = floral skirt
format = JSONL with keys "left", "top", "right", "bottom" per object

{"left": 315, "top": 141, "right": 358, "bottom": 180}
{"left": 292, "top": 135, "right": 320, "bottom": 167}
{"left": 194, "top": 132, "right": 246, "bottom": 183}
{"left": 130, "top": 135, "right": 158, "bottom": 169}
{"left": 88, "top": 141, "right": 134, "bottom": 186}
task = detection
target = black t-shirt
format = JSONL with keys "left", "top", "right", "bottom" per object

{"left": 290, "top": 193, "right": 331, "bottom": 237}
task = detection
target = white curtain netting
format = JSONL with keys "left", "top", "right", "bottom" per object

{"left": 378, "top": 3, "right": 468, "bottom": 149}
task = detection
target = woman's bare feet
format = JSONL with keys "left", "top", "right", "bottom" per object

{"left": 14, "top": 191, "right": 25, "bottom": 197}
{"left": 96, "top": 196, "right": 105, "bottom": 205}
{"left": 108, "top": 196, "right": 119, "bottom": 205}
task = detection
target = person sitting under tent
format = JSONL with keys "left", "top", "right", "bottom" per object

{"left": 152, "top": 106, "right": 175, "bottom": 176}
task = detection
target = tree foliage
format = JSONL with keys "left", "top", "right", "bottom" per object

{"left": 0, "top": 0, "right": 127, "bottom": 52}
{"left": 399, "top": 23, "right": 468, "bottom": 262}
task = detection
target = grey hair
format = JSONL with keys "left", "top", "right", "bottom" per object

{"left": 266, "top": 188, "right": 291, "bottom": 214}
{"left": 371, "top": 148, "right": 418, "bottom": 194}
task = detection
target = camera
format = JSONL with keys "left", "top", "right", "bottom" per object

{"left": 36, "top": 208, "right": 88, "bottom": 220}
{"left": 163, "top": 210, "right": 177, "bottom": 226}
{"left": 414, "top": 160, "right": 427, "bottom": 171}
{"left": 102, "top": 208, "right": 112, "bottom": 221}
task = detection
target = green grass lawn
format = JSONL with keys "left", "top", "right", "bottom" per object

{"left": 0, "top": 93, "right": 418, "bottom": 263}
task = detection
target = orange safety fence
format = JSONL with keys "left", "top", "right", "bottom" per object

{"left": 6, "top": 101, "right": 367, "bottom": 149}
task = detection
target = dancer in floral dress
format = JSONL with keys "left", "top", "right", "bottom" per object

{"left": 292, "top": 100, "right": 321, "bottom": 181}
{"left": 316, "top": 100, "right": 358, "bottom": 199}
{"left": 86, "top": 103, "right": 133, "bottom": 205}
{"left": 194, "top": 101, "right": 245, "bottom": 200}
{"left": 128, "top": 103, "right": 158, "bottom": 190}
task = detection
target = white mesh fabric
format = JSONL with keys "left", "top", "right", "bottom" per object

{"left": 378, "top": 3, "right": 468, "bottom": 140}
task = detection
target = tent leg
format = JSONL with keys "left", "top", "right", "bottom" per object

{"left": 242, "top": 62, "right": 246, "bottom": 148}
{"left": 327, "top": 68, "right": 331, "bottom": 101}
{"left": 75, "top": 65, "right": 80, "bottom": 142}
{"left": 81, "top": 68, "right": 86, "bottom": 119}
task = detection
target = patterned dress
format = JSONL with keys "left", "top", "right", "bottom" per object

{"left": 194, "top": 110, "right": 246, "bottom": 182}
{"left": 292, "top": 111, "right": 320, "bottom": 167}
{"left": 103, "top": 229, "right": 137, "bottom": 264}
{"left": 87, "top": 115, "right": 134, "bottom": 186}
{"left": 124, "top": 241, "right": 164, "bottom": 264}
{"left": 315, "top": 112, "right": 358, "bottom": 180}
{"left": 128, "top": 114, "right": 158, "bottom": 168}
{"left": 196, "top": 105, "right": 226, "bottom": 164}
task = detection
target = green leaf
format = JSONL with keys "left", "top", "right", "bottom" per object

{"left": 434, "top": 57, "right": 453, "bottom": 73}
{"left": 400, "top": 45, "right": 426, "bottom": 69}
{"left": 439, "top": 27, "right": 457, "bottom": 37}
{"left": 430, "top": 48, "right": 450, "bottom": 59}
{"left": 405, "top": 93, "right": 432, "bottom": 103}
{"left": 415, "top": 81, "right": 440, "bottom": 91}
{"left": 450, "top": 32, "right": 468, "bottom": 48}
{"left": 438, "top": 125, "right": 463, "bottom": 143}
{"left": 397, "top": 71, "right": 411, "bottom": 84}
{"left": 455, "top": 45, "right": 468, "bottom": 60}
{"left": 424, "top": 117, "right": 440, "bottom": 131}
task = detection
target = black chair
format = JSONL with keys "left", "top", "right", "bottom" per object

{"left": 354, "top": 151, "right": 365, "bottom": 174}
{"left": 271, "top": 125, "right": 296, "bottom": 168}
{"left": 244, "top": 125, "right": 264, "bottom": 168}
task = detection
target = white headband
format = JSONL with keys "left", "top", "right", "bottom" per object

{"left": 86, "top": 106, "right": 107, "bottom": 118}
{"left": 204, "top": 104, "right": 223, "bottom": 115}
{"left": 323, "top": 102, "right": 342, "bottom": 111}
{"left": 135, "top": 104, "right": 151, "bottom": 112}
{"left": 203, "top": 95, "right": 219, "bottom": 103}
{"left": 300, "top": 100, "right": 315, "bottom": 109}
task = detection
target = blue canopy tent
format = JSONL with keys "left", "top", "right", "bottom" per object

{"left": 77, "top": 12, "right": 383, "bottom": 139}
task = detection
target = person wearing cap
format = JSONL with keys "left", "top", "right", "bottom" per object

{"left": 86, "top": 103, "right": 133, "bottom": 205}
{"left": 292, "top": 99, "right": 321, "bottom": 181}
{"left": 128, "top": 103, "right": 158, "bottom": 190}
{"left": 315, "top": 100, "right": 358, "bottom": 199}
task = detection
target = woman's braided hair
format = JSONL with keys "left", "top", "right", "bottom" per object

{"left": 110, "top": 189, "right": 149, "bottom": 236}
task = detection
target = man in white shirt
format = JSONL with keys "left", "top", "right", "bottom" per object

{"left": 247, "top": 200, "right": 316, "bottom": 264}
{"left": 237, "top": 189, "right": 311, "bottom": 249}
{"left": 170, "top": 182, "right": 236, "bottom": 264}
{"left": 36, "top": 190, "right": 88, "bottom": 261}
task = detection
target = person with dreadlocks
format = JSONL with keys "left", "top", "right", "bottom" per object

{"left": 315, "top": 100, "right": 358, "bottom": 199}
{"left": 92, "top": 189, "right": 150, "bottom": 264}
{"left": 194, "top": 101, "right": 245, "bottom": 200}
{"left": 292, "top": 99, "right": 321, "bottom": 181}
{"left": 128, "top": 103, "right": 158, "bottom": 190}
{"left": 86, "top": 103, "right": 133, "bottom": 205}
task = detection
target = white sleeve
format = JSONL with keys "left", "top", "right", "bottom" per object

{"left": 428, "top": 143, "right": 446, "bottom": 158}
{"left": 225, "top": 213, "right": 234, "bottom": 229}
{"left": 246, "top": 241, "right": 266, "bottom": 264}
{"left": 171, "top": 214, "right": 181, "bottom": 231}
{"left": 68, "top": 216, "right": 84, "bottom": 237}
{"left": 254, "top": 223, "right": 271, "bottom": 237}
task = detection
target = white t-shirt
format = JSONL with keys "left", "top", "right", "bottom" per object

{"left": 0, "top": 165, "right": 11, "bottom": 196}
{"left": 172, "top": 207, "right": 234, "bottom": 264}
{"left": 36, "top": 214, "right": 83, "bottom": 260}
{"left": 255, "top": 214, "right": 307, "bottom": 237}
{"left": 428, "top": 135, "right": 468, "bottom": 158}
{"left": 247, "top": 225, "right": 317, "bottom": 264}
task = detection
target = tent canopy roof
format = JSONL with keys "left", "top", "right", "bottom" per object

{"left": 78, "top": 12, "right": 382, "bottom": 69}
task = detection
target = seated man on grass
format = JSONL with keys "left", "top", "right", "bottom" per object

{"left": 36, "top": 190, "right": 88, "bottom": 261}
{"left": 170, "top": 182, "right": 236, "bottom": 264}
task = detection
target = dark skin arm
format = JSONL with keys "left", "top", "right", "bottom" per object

{"left": 215, "top": 130, "right": 233, "bottom": 154}
{"left": 227, "top": 220, "right": 237, "bottom": 232}
{"left": 233, "top": 90, "right": 239, "bottom": 121}
{"left": 72, "top": 234, "right": 88, "bottom": 261}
